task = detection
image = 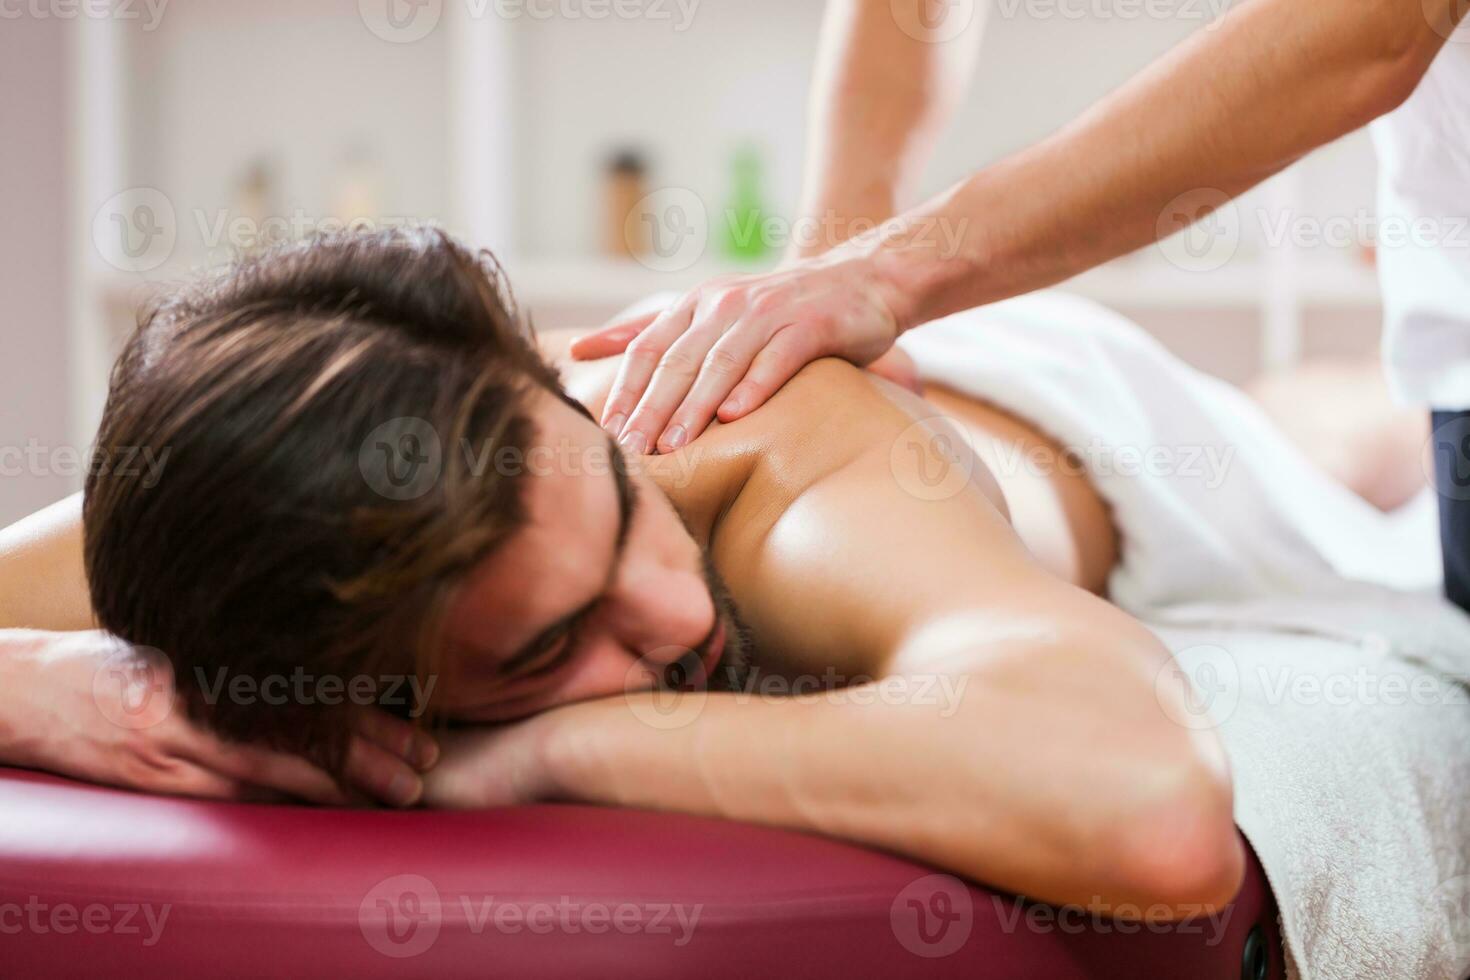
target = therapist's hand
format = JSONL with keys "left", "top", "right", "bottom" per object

{"left": 569, "top": 249, "right": 905, "bottom": 454}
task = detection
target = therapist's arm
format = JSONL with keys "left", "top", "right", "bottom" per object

{"left": 581, "top": 0, "right": 1463, "bottom": 455}
{"left": 877, "top": 0, "right": 1459, "bottom": 326}
{"left": 788, "top": 0, "right": 982, "bottom": 260}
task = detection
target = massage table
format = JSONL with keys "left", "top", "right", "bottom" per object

{"left": 0, "top": 766, "right": 1281, "bottom": 978}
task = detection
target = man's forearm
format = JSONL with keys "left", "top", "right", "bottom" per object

{"left": 534, "top": 634, "right": 1242, "bottom": 915}
{"left": 792, "top": 0, "right": 983, "bottom": 259}
{"left": 868, "top": 0, "right": 1457, "bottom": 328}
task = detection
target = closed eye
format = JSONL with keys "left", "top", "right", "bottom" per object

{"left": 503, "top": 617, "right": 583, "bottom": 683}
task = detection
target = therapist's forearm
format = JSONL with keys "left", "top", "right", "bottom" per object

{"left": 792, "top": 0, "right": 982, "bottom": 259}
{"left": 868, "top": 0, "right": 1455, "bottom": 329}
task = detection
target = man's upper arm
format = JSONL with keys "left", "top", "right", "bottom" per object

{"left": 0, "top": 493, "right": 95, "bottom": 632}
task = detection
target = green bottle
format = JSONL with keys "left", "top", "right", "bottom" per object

{"left": 721, "top": 146, "right": 771, "bottom": 262}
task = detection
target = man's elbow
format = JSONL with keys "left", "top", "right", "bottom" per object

{"left": 1107, "top": 748, "right": 1246, "bottom": 916}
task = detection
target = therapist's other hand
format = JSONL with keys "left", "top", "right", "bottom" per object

{"left": 0, "top": 629, "right": 438, "bottom": 807}
{"left": 569, "top": 250, "right": 903, "bottom": 454}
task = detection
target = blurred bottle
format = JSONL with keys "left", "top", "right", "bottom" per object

{"left": 604, "top": 149, "right": 648, "bottom": 259}
{"left": 721, "top": 145, "right": 770, "bottom": 262}
{"left": 232, "top": 158, "right": 278, "bottom": 256}
{"left": 333, "top": 142, "right": 384, "bottom": 231}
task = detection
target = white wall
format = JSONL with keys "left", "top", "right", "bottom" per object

{"left": 125, "top": 0, "right": 453, "bottom": 269}
{"left": 0, "top": 16, "right": 75, "bottom": 526}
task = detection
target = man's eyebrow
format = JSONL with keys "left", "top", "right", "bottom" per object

{"left": 498, "top": 435, "right": 638, "bottom": 676}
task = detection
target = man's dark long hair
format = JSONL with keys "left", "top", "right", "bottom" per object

{"left": 84, "top": 228, "right": 562, "bottom": 771}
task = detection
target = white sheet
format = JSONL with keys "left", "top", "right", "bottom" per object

{"left": 897, "top": 292, "right": 1470, "bottom": 980}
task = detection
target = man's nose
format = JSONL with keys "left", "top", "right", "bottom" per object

{"left": 599, "top": 559, "right": 714, "bottom": 663}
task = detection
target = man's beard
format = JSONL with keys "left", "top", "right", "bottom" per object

{"left": 657, "top": 545, "right": 754, "bottom": 695}
{"left": 698, "top": 547, "right": 754, "bottom": 693}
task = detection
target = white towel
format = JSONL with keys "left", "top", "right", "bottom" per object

{"left": 897, "top": 292, "right": 1470, "bottom": 980}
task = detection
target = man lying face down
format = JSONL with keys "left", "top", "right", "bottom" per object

{"left": 83, "top": 228, "right": 1243, "bottom": 917}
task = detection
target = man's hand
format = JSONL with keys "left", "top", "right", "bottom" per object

{"left": 569, "top": 247, "right": 904, "bottom": 455}
{"left": 420, "top": 714, "right": 560, "bottom": 809}
{"left": 0, "top": 629, "right": 438, "bottom": 807}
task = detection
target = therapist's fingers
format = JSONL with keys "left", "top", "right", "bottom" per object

{"left": 619, "top": 315, "right": 737, "bottom": 454}
{"left": 568, "top": 311, "right": 659, "bottom": 361}
{"left": 599, "top": 300, "right": 697, "bottom": 435}
{"left": 717, "top": 323, "right": 832, "bottom": 422}
{"left": 653, "top": 323, "right": 773, "bottom": 452}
